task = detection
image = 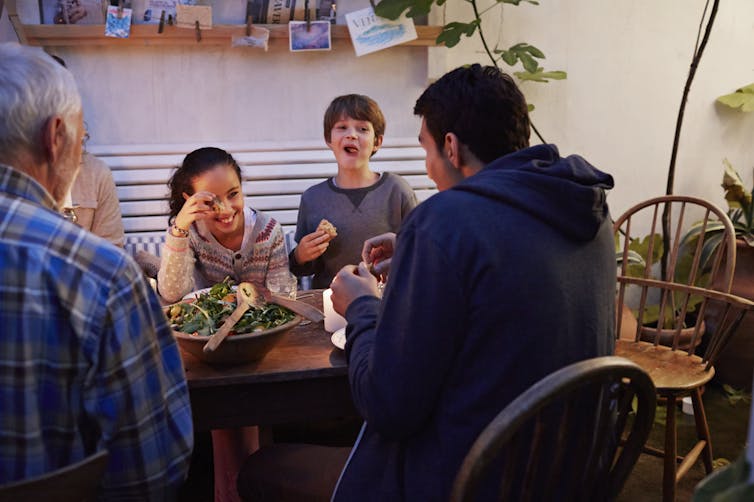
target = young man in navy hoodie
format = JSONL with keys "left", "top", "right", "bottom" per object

{"left": 238, "top": 64, "right": 617, "bottom": 501}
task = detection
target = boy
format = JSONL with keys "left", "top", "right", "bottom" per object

{"left": 289, "top": 94, "right": 417, "bottom": 289}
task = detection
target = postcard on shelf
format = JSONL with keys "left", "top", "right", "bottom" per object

{"left": 105, "top": 6, "right": 133, "bottom": 38}
{"left": 40, "top": 0, "right": 107, "bottom": 25}
{"left": 176, "top": 4, "right": 213, "bottom": 29}
{"left": 289, "top": 21, "right": 332, "bottom": 52}
{"left": 232, "top": 26, "right": 271, "bottom": 51}
{"left": 134, "top": 0, "right": 179, "bottom": 24}
{"left": 345, "top": 6, "right": 417, "bottom": 57}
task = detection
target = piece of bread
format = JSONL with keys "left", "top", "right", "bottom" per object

{"left": 210, "top": 196, "right": 226, "bottom": 213}
{"left": 317, "top": 219, "right": 338, "bottom": 241}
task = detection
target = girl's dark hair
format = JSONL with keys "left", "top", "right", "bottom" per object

{"left": 414, "top": 64, "right": 531, "bottom": 164}
{"left": 167, "top": 147, "right": 241, "bottom": 223}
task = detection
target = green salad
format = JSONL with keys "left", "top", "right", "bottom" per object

{"left": 165, "top": 279, "right": 296, "bottom": 337}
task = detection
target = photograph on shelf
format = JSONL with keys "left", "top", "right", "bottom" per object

{"left": 346, "top": 5, "right": 417, "bottom": 57}
{"left": 40, "top": 0, "right": 107, "bottom": 25}
{"left": 105, "top": 5, "right": 133, "bottom": 38}
{"left": 231, "top": 26, "right": 271, "bottom": 50}
{"left": 289, "top": 20, "right": 331, "bottom": 52}
{"left": 133, "top": 0, "right": 179, "bottom": 24}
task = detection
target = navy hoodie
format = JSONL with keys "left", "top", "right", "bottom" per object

{"left": 334, "top": 144, "right": 616, "bottom": 501}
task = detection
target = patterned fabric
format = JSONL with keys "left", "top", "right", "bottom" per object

{"left": 157, "top": 207, "right": 289, "bottom": 304}
{"left": 0, "top": 164, "right": 193, "bottom": 499}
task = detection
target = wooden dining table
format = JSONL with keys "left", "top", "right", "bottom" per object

{"left": 178, "top": 289, "right": 358, "bottom": 432}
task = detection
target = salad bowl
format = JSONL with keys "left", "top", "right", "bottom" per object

{"left": 165, "top": 280, "right": 301, "bottom": 365}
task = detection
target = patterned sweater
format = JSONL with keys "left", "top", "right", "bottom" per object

{"left": 158, "top": 207, "right": 288, "bottom": 303}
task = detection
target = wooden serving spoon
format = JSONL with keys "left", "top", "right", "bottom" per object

{"left": 203, "top": 282, "right": 260, "bottom": 353}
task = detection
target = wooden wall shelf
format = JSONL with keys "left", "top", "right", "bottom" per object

{"left": 11, "top": 23, "right": 442, "bottom": 48}
{"left": 5, "top": 1, "right": 441, "bottom": 48}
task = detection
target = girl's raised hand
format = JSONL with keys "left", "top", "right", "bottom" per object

{"left": 174, "top": 191, "right": 216, "bottom": 230}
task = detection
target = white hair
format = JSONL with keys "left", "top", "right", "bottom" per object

{"left": 0, "top": 43, "right": 82, "bottom": 161}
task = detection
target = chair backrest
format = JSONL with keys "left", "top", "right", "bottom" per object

{"left": 614, "top": 195, "right": 736, "bottom": 292}
{"left": 0, "top": 450, "right": 109, "bottom": 502}
{"left": 450, "top": 356, "right": 656, "bottom": 502}
{"left": 618, "top": 277, "right": 754, "bottom": 367}
{"left": 614, "top": 196, "right": 738, "bottom": 352}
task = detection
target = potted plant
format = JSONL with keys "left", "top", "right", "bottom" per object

{"left": 679, "top": 160, "right": 754, "bottom": 389}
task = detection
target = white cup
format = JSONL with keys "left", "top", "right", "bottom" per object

{"left": 323, "top": 288, "right": 346, "bottom": 333}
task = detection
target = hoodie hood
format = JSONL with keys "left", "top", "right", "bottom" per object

{"left": 453, "top": 144, "right": 614, "bottom": 242}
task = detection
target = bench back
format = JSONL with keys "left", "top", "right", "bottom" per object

{"left": 88, "top": 139, "right": 436, "bottom": 257}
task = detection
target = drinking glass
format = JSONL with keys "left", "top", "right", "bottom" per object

{"left": 266, "top": 270, "right": 298, "bottom": 300}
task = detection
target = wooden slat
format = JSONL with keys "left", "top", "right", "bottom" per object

{"left": 103, "top": 141, "right": 436, "bottom": 249}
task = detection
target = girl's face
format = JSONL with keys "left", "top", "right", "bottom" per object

{"left": 327, "top": 115, "right": 383, "bottom": 171}
{"left": 191, "top": 163, "right": 244, "bottom": 238}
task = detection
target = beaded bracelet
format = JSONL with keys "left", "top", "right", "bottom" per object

{"left": 170, "top": 224, "right": 189, "bottom": 238}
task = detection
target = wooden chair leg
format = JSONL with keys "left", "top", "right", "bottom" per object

{"left": 691, "top": 388, "right": 714, "bottom": 473}
{"left": 663, "top": 395, "right": 677, "bottom": 502}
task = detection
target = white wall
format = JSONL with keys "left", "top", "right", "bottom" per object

{"left": 441, "top": 0, "right": 754, "bottom": 218}
{"left": 2, "top": 0, "right": 753, "bottom": 220}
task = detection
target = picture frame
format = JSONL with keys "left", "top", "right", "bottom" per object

{"left": 289, "top": 20, "right": 331, "bottom": 52}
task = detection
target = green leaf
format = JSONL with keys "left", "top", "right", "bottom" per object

{"left": 514, "top": 69, "right": 568, "bottom": 83}
{"left": 716, "top": 83, "right": 754, "bottom": 112}
{"left": 374, "top": 0, "right": 435, "bottom": 20}
{"left": 500, "top": 50, "right": 518, "bottom": 66}
{"left": 436, "top": 21, "right": 479, "bottom": 48}
{"left": 520, "top": 53, "right": 539, "bottom": 73}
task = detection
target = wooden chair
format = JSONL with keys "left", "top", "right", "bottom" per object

{"left": 0, "top": 450, "right": 108, "bottom": 502}
{"left": 450, "top": 356, "right": 656, "bottom": 502}
{"left": 614, "top": 195, "right": 751, "bottom": 501}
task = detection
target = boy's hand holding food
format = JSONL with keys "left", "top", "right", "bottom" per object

{"left": 362, "top": 232, "right": 396, "bottom": 276}
{"left": 330, "top": 262, "right": 380, "bottom": 316}
{"left": 294, "top": 219, "right": 337, "bottom": 264}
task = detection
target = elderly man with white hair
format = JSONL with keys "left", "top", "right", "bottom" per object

{"left": 0, "top": 43, "right": 193, "bottom": 500}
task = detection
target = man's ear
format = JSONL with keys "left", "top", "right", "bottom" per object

{"left": 41, "top": 115, "right": 67, "bottom": 165}
{"left": 443, "top": 132, "right": 463, "bottom": 170}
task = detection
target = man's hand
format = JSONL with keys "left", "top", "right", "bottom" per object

{"left": 331, "top": 262, "right": 379, "bottom": 316}
{"left": 361, "top": 232, "right": 396, "bottom": 277}
{"left": 293, "top": 230, "right": 330, "bottom": 264}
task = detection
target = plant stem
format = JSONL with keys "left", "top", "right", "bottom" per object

{"left": 665, "top": 0, "right": 718, "bottom": 196}
{"left": 469, "top": 0, "right": 498, "bottom": 71}
{"left": 661, "top": 0, "right": 719, "bottom": 279}
{"left": 469, "top": 0, "right": 547, "bottom": 145}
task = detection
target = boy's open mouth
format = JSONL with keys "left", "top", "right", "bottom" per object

{"left": 344, "top": 145, "right": 359, "bottom": 154}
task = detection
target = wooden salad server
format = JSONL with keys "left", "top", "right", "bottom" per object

{"left": 267, "top": 293, "right": 325, "bottom": 323}
{"left": 203, "top": 282, "right": 259, "bottom": 353}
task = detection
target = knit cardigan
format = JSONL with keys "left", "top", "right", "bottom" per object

{"left": 157, "top": 208, "right": 288, "bottom": 303}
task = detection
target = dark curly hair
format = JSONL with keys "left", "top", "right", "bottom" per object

{"left": 414, "top": 64, "right": 530, "bottom": 164}
{"left": 167, "top": 147, "right": 241, "bottom": 223}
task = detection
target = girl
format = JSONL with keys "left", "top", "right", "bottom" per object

{"left": 158, "top": 146, "right": 289, "bottom": 304}
{"left": 159, "top": 147, "right": 289, "bottom": 501}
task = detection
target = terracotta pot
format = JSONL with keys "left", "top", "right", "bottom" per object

{"left": 706, "top": 240, "right": 754, "bottom": 390}
{"left": 617, "top": 302, "right": 703, "bottom": 350}
{"left": 639, "top": 321, "right": 705, "bottom": 351}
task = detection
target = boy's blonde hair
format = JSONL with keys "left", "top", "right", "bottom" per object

{"left": 323, "top": 94, "right": 386, "bottom": 143}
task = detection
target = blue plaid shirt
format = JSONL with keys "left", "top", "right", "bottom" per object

{"left": 0, "top": 164, "right": 193, "bottom": 499}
